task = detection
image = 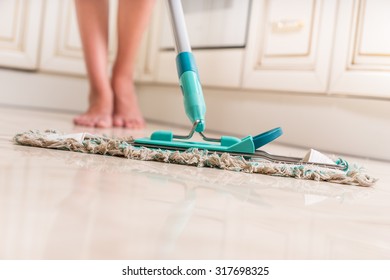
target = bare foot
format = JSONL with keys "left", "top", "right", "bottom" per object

{"left": 73, "top": 90, "right": 113, "bottom": 128}
{"left": 111, "top": 76, "right": 145, "bottom": 129}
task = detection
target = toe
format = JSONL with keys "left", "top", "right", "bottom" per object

{"left": 113, "top": 116, "right": 125, "bottom": 127}
{"left": 123, "top": 118, "right": 145, "bottom": 129}
{"left": 83, "top": 119, "right": 96, "bottom": 127}
{"left": 124, "top": 119, "right": 135, "bottom": 129}
{"left": 134, "top": 118, "right": 145, "bottom": 129}
{"left": 74, "top": 116, "right": 89, "bottom": 126}
{"left": 79, "top": 115, "right": 97, "bottom": 127}
{"left": 96, "top": 118, "right": 112, "bottom": 128}
{"left": 73, "top": 115, "right": 85, "bottom": 125}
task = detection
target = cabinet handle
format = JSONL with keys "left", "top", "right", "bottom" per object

{"left": 271, "top": 19, "right": 304, "bottom": 33}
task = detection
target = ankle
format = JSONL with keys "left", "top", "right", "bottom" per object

{"left": 111, "top": 68, "right": 134, "bottom": 85}
{"left": 111, "top": 78, "right": 136, "bottom": 99}
{"left": 89, "top": 81, "right": 112, "bottom": 95}
{"left": 88, "top": 88, "right": 113, "bottom": 108}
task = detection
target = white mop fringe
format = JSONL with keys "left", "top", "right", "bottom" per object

{"left": 13, "top": 130, "right": 377, "bottom": 187}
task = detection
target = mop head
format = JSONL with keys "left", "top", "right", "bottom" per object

{"left": 13, "top": 130, "right": 377, "bottom": 187}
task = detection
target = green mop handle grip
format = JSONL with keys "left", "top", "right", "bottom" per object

{"left": 176, "top": 52, "right": 206, "bottom": 132}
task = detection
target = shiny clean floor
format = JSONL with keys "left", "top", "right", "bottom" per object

{"left": 0, "top": 106, "right": 389, "bottom": 259}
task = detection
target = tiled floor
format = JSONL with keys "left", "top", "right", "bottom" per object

{"left": 0, "top": 106, "right": 389, "bottom": 259}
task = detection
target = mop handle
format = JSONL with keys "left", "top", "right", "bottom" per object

{"left": 167, "top": 0, "right": 206, "bottom": 133}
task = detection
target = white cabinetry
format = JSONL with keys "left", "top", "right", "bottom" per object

{"left": 1, "top": 0, "right": 390, "bottom": 98}
{"left": 39, "top": 0, "right": 118, "bottom": 76}
{"left": 150, "top": 0, "right": 251, "bottom": 88}
{"left": 159, "top": 0, "right": 250, "bottom": 49}
{"left": 0, "top": 0, "right": 44, "bottom": 70}
{"left": 330, "top": 0, "right": 390, "bottom": 98}
{"left": 149, "top": 0, "right": 345, "bottom": 94}
{"left": 242, "top": 0, "right": 337, "bottom": 93}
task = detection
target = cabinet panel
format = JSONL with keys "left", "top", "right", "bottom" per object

{"left": 329, "top": 0, "right": 390, "bottom": 97}
{"left": 0, "top": 0, "right": 20, "bottom": 40}
{"left": 0, "top": 0, "right": 43, "bottom": 69}
{"left": 263, "top": 0, "right": 316, "bottom": 62}
{"left": 150, "top": 0, "right": 248, "bottom": 87}
{"left": 160, "top": 0, "right": 250, "bottom": 49}
{"left": 242, "top": 0, "right": 336, "bottom": 92}
{"left": 353, "top": 0, "right": 390, "bottom": 67}
{"left": 39, "top": 0, "right": 117, "bottom": 76}
{"left": 156, "top": 49, "right": 244, "bottom": 87}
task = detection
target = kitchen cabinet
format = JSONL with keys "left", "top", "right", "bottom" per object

{"left": 159, "top": 0, "right": 250, "bottom": 49}
{"left": 3, "top": 0, "right": 389, "bottom": 99}
{"left": 150, "top": 0, "right": 251, "bottom": 87}
{"left": 0, "top": 0, "right": 44, "bottom": 70}
{"left": 38, "top": 0, "right": 118, "bottom": 76}
{"left": 242, "top": 0, "right": 337, "bottom": 93}
{"left": 329, "top": 0, "right": 390, "bottom": 98}
{"left": 148, "top": 0, "right": 347, "bottom": 94}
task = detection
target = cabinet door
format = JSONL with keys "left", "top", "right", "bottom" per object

{"left": 159, "top": 0, "right": 249, "bottom": 49}
{"left": 150, "top": 0, "right": 251, "bottom": 87}
{"left": 329, "top": 0, "right": 390, "bottom": 98}
{"left": 0, "top": 0, "right": 43, "bottom": 70}
{"left": 242, "top": 0, "right": 337, "bottom": 93}
{"left": 39, "top": 0, "right": 117, "bottom": 76}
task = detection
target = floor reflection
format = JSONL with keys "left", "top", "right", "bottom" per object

{"left": 12, "top": 144, "right": 374, "bottom": 204}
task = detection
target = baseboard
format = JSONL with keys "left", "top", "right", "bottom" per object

{"left": 0, "top": 68, "right": 89, "bottom": 112}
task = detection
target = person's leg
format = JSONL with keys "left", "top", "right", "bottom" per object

{"left": 111, "top": 0, "right": 155, "bottom": 129}
{"left": 73, "top": 0, "right": 113, "bottom": 128}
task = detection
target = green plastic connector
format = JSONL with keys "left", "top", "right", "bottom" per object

{"left": 179, "top": 71, "right": 206, "bottom": 132}
{"left": 135, "top": 131, "right": 255, "bottom": 154}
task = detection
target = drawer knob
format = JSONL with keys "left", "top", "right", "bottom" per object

{"left": 271, "top": 19, "right": 304, "bottom": 33}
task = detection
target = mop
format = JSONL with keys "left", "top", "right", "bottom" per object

{"left": 13, "top": 0, "right": 376, "bottom": 187}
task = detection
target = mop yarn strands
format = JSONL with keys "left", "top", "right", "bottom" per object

{"left": 13, "top": 130, "right": 377, "bottom": 187}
